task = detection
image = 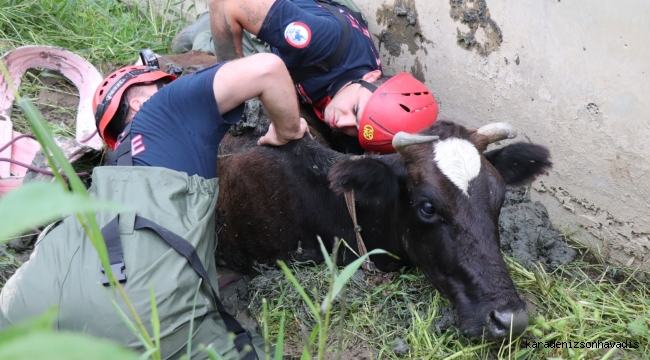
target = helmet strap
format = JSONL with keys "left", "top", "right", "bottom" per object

{"left": 94, "top": 68, "right": 152, "bottom": 125}
{"left": 155, "top": 78, "right": 171, "bottom": 90}
{"left": 350, "top": 79, "right": 377, "bottom": 93}
{"left": 114, "top": 97, "right": 130, "bottom": 124}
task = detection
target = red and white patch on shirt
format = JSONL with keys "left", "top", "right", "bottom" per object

{"left": 284, "top": 22, "right": 311, "bottom": 48}
{"left": 131, "top": 134, "right": 146, "bottom": 157}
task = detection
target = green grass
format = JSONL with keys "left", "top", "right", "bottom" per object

{"left": 249, "top": 241, "right": 650, "bottom": 359}
{"left": 0, "top": 0, "right": 187, "bottom": 67}
{"left": 1, "top": 0, "right": 188, "bottom": 135}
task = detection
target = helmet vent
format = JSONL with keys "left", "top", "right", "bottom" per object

{"left": 400, "top": 104, "right": 411, "bottom": 112}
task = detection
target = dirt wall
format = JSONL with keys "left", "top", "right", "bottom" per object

{"left": 353, "top": 0, "right": 650, "bottom": 270}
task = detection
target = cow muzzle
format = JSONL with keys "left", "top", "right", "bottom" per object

{"left": 484, "top": 302, "right": 529, "bottom": 339}
{"left": 459, "top": 299, "right": 529, "bottom": 340}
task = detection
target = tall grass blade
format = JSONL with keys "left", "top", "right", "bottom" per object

{"left": 186, "top": 278, "right": 203, "bottom": 359}
{"left": 274, "top": 313, "right": 285, "bottom": 360}
{"left": 0, "top": 182, "right": 124, "bottom": 241}
{"left": 278, "top": 261, "right": 319, "bottom": 317}
{"left": 149, "top": 285, "right": 161, "bottom": 357}
{"left": 200, "top": 344, "right": 226, "bottom": 360}
{"left": 0, "top": 307, "right": 57, "bottom": 344}
{"left": 103, "top": 287, "right": 155, "bottom": 354}
{"left": 317, "top": 236, "right": 335, "bottom": 274}
{"left": 329, "top": 248, "right": 388, "bottom": 302}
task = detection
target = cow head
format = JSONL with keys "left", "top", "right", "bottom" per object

{"left": 328, "top": 120, "right": 552, "bottom": 340}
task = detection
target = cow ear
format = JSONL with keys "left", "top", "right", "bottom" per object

{"left": 328, "top": 157, "right": 402, "bottom": 204}
{"left": 484, "top": 142, "right": 553, "bottom": 186}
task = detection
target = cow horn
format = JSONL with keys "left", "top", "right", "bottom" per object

{"left": 392, "top": 132, "right": 439, "bottom": 153}
{"left": 477, "top": 122, "right": 518, "bottom": 143}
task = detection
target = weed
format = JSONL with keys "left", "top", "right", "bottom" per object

{"left": 250, "top": 242, "right": 650, "bottom": 359}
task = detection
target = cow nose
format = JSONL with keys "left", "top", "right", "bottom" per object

{"left": 487, "top": 307, "right": 529, "bottom": 339}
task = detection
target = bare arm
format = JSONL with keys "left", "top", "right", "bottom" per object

{"left": 209, "top": 0, "right": 275, "bottom": 61}
{"left": 213, "top": 53, "right": 308, "bottom": 145}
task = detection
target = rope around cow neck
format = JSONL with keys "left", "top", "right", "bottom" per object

{"left": 344, "top": 190, "right": 377, "bottom": 273}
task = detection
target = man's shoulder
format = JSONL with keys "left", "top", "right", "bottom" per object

{"left": 268, "top": 0, "right": 333, "bottom": 21}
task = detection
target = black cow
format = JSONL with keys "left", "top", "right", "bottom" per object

{"left": 215, "top": 119, "right": 552, "bottom": 340}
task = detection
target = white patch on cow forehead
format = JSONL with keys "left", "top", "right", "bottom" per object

{"left": 434, "top": 138, "right": 481, "bottom": 196}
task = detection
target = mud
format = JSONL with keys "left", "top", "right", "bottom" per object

{"left": 10, "top": 70, "right": 79, "bottom": 135}
{"left": 375, "top": 0, "right": 432, "bottom": 58}
{"left": 410, "top": 57, "right": 426, "bottom": 83}
{"left": 430, "top": 304, "right": 458, "bottom": 335}
{"left": 449, "top": 0, "right": 503, "bottom": 56}
{"left": 499, "top": 187, "right": 577, "bottom": 269}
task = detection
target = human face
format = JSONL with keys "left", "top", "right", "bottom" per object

{"left": 323, "top": 82, "right": 374, "bottom": 137}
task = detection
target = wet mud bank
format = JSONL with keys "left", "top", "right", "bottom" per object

{"left": 499, "top": 187, "right": 577, "bottom": 268}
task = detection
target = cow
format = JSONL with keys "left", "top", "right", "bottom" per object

{"left": 215, "top": 117, "right": 552, "bottom": 340}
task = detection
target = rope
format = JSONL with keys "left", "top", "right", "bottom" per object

{"left": 0, "top": 134, "right": 36, "bottom": 153}
{"left": 344, "top": 190, "right": 377, "bottom": 272}
{"left": 0, "top": 157, "right": 90, "bottom": 177}
{"left": 79, "top": 129, "right": 98, "bottom": 144}
{"left": 0, "top": 132, "right": 93, "bottom": 178}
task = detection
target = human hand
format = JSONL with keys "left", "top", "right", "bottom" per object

{"left": 257, "top": 117, "right": 311, "bottom": 146}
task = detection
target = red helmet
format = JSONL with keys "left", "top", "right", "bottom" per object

{"left": 357, "top": 73, "right": 438, "bottom": 153}
{"left": 93, "top": 65, "right": 176, "bottom": 149}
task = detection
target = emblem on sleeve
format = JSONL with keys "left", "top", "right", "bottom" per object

{"left": 131, "top": 134, "right": 146, "bottom": 156}
{"left": 284, "top": 22, "right": 311, "bottom": 49}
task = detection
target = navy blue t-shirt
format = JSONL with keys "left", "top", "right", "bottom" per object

{"left": 129, "top": 63, "right": 244, "bottom": 179}
{"left": 257, "top": 0, "right": 381, "bottom": 106}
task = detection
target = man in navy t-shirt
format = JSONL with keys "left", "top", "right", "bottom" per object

{"left": 207, "top": 0, "right": 439, "bottom": 154}
{"left": 93, "top": 53, "right": 309, "bottom": 177}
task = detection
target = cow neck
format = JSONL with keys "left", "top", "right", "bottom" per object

{"left": 343, "top": 190, "right": 377, "bottom": 273}
{"left": 298, "top": 138, "right": 349, "bottom": 174}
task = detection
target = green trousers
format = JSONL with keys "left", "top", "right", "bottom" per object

{"left": 0, "top": 167, "right": 266, "bottom": 360}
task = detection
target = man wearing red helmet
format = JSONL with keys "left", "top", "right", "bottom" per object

{"left": 94, "top": 53, "right": 308, "bottom": 175}
{"left": 206, "top": 0, "right": 439, "bottom": 153}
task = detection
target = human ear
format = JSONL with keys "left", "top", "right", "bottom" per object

{"left": 361, "top": 70, "right": 382, "bottom": 82}
{"left": 129, "top": 96, "right": 145, "bottom": 112}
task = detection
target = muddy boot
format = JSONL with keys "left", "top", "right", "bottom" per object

{"left": 171, "top": 12, "right": 212, "bottom": 53}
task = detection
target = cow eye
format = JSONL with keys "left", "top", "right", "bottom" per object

{"left": 420, "top": 202, "right": 435, "bottom": 217}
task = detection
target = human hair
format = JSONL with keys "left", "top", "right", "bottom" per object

{"left": 103, "top": 84, "right": 149, "bottom": 141}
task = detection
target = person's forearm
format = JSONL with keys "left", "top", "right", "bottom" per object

{"left": 258, "top": 78, "right": 303, "bottom": 141}
{"left": 212, "top": 53, "right": 305, "bottom": 144}
{"left": 253, "top": 54, "right": 304, "bottom": 141}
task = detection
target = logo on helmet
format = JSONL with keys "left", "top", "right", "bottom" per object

{"left": 363, "top": 125, "right": 374, "bottom": 140}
